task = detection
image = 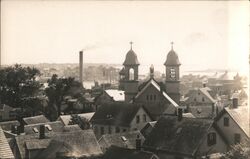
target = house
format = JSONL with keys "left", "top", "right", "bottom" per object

{"left": 0, "top": 104, "right": 20, "bottom": 121}
{"left": 215, "top": 98, "right": 249, "bottom": 145}
{"left": 23, "top": 115, "right": 50, "bottom": 125}
{"left": 102, "top": 145, "right": 159, "bottom": 159}
{"left": 90, "top": 102, "right": 153, "bottom": 139}
{"left": 95, "top": 89, "right": 125, "bottom": 106}
{"left": 0, "top": 120, "right": 20, "bottom": 132}
{"left": 143, "top": 112, "right": 229, "bottom": 159}
{"left": 0, "top": 126, "right": 14, "bottom": 159}
{"left": 134, "top": 78, "right": 179, "bottom": 120}
{"left": 98, "top": 130, "right": 145, "bottom": 152}
{"left": 185, "top": 87, "right": 216, "bottom": 107}
{"left": 13, "top": 128, "right": 103, "bottom": 159}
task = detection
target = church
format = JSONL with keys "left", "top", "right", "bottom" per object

{"left": 119, "top": 42, "right": 182, "bottom": 120}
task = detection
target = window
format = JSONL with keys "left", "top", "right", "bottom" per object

{"left": 108, "top": 126, "right": 112, "bottom": 134}
{"left": 154, "top": 95, "right": 156, "bottom": 100}
{"left": 115, "top": 127, "right": 120, "bottom": 133}
{"left": 123, "top": 129, "right": 126, "bottom": 132}
{"left": 207, "top": 132, "right": 216, "bottom": 146}
{"left": 170, "top": 68, "right": 176, "bottom": 78}
{"left": 198, "top": 92, "right": 200, "bottom": 95}
{"left": 129, "top": 68, "right": 134, "bottom": 80}
{"left": 150, "top": 95, "right": 152, "bottom": 101}
{"left": 146, "top": 95, "right": 149, "bottom": 101}
{"left": 224, "top": 117, "right": 229, "bottom": 127}
{"left": 194, "top": 98, "right": 196, "bottom": 102}
{"left": 143, "top": 114, "right": 147, "bottom": 122}
{"left": 136, "top": 115, "right": 140, "bottom": 124}
{"left": 202, "top": 97, "right": 205, "bottom": 102}
{"left": 101, "top": 127, "right": 104, "bottom": 135}
{"left": 234, "top": 134, "right": 241, "bottom": 144}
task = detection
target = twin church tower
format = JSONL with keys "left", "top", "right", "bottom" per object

{"left": 119, "top": 42, "right": 181, "bottom": 104}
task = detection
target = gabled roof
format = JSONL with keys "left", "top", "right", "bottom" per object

{"left": 24, "top": 121, "right": 64, "bottom": 134}
{"left": 200, "top": 87, "right": 216, "bottom": 103}
{"left": 189, "top": 105, "right": 215, "bottom": 119}
{"left": 0, "top": 127, "right": 14, "bottom": 159}
{"left": 0, "top": 120, "right": 20, "bottom": 131}
{"left": 105, "top": 89, "right": 125, "bottom": 101}
{"left": 91, "top": 103, "right": 149, "bottom": 127}
{"left": 58, "top": 112, "right": 94, "bottom": 125}
{"left": 23, "top": 115, "right": 49, "bottom": 125}
{"left": 143, "top": 116, "right": 214, "bottom": 156}
{"left": 215, "top": 106, "right": 249, "bottom": 137}
{"left": 15, "top": 129, "right": 102, "bottom": 159}
{"left": 103, "top": 145, "right": 158, "bottom": 159}
{"left": 99, "top": 130, "right": 144, "bottom": 150}
{"left": 135, "top": 78, "right": 179, "bottom": 108}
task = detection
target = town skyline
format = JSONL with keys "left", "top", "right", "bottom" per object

{"left": 1, "top": 1, "right": 249, "bottom": 75}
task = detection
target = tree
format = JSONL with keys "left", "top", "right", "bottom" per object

{"left": 0, "top": 64, "right": 42, "bottom": 115}
{"left": 45, "top": 74, "right": 84, "bottom": 119}
{"left": 68, "top": 114, "right": 90, "bottom": 130}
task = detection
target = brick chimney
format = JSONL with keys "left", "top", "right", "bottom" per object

{"left": 177, "top": 108, "right": 183, "bottom": 121}
{"left": 232, "top": 98, "right": 238, "bottom": 109}
{"left": 39, "top": 125, "right": 45, "bottom": 139}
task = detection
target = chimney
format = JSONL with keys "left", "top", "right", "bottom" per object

{"left": 135, "top": 134, "right": 141, "bottom": 150}
{"left": 232, "top": 98, "right": 238, "bottom": 108}
{"left": 150, "top": 64, "right": 154, "bottom": 79}
{"left": 39, "top": 125, "right": 45, "bottom": 139}
{"left": 203, "top": 83, "right": 206, "bottom": 88}
{"left": 177, "top": 108, "right": 183, "bottom": 121}
{"left": 79, "top": 50, "right": 83, "bottom": 85}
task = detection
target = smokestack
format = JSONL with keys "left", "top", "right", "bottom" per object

{"left": 79, "top": 50, "right": 83, "bottom": 85}
{"left": 39, "top": 125, "right": 45, "bottom": 139}
{"left": 177, "top": 108, "right": 183, "bottom": 121}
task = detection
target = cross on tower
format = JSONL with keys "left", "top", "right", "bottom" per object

{"left": 171, "top": 41, "right": 174, "bottom": 50}
{"left": 130, "top": 41, "right": 133, "bottom": 50}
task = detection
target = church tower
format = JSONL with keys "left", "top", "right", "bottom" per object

{"left": 164, "top": 42, "right": 181, "bottom": 104}
{"left": 123, "top": 42, "right": 140, "bottom": 102}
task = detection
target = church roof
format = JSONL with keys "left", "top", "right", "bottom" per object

{"left": 164, "top": 49, "right": 181, "bottom": 66}
{"left": 123, "top": 49, "right": 140, "bottom": 66}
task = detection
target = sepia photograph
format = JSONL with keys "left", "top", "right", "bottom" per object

{"left": 0, "top": 0, "right": 249, "bottom": 159}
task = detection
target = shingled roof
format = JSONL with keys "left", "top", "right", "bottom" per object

{"left": 15, "top": 129, "right": 102, "bottom": 159}
{"left": 24, "top": 121, "right": 64, "bottom": 135}
{"left": 91, "top": 103, "right": 149, "bottom": 127}
{"left": 103, "top": 145, "right": 158, "bottom": 159}
{"left": 58, "top": 112, "right": 94, "bottom": 126}
{"left": 0, "top": 127, "right": 14, "bottom": 159}
{"left": 99, "top": 130, "right": 145, "bottom": 151}
{"left": 23, "top": 115, "right": 49, "bottom": 125}
{"left": 0, "top": 120, "right": 20, "bottom": 131}
{"left": 143, "top": 116, "right": 214, "bottom": 156}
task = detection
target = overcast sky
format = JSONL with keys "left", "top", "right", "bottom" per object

{"left": 1, "top": 1, "right": 249, "bottom": 75}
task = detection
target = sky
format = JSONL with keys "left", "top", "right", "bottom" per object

{"left": 1, "top": 0, "right": 249, "bottom": 75}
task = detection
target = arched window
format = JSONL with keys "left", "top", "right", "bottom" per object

{"left": 129, "top": 68, "right": 134, "bottom": 80}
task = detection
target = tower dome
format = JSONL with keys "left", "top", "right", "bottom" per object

{"left": 164, "top": 42, "right": 181, "bottom": 66}
{"left": 123, "top": 42, "right": 140, "bottom": 66}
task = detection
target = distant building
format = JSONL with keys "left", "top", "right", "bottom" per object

{"left": 90, "top": 102, "right": 153, "bottom": 139}
{"left": 0, "top": 104, "right": 20, "bottom": 121}
{"left": 143, "top": 114, "right": 229, "bottom": 158}
{"left": 95, "top": 89, "right": 125, "bottom": 106}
